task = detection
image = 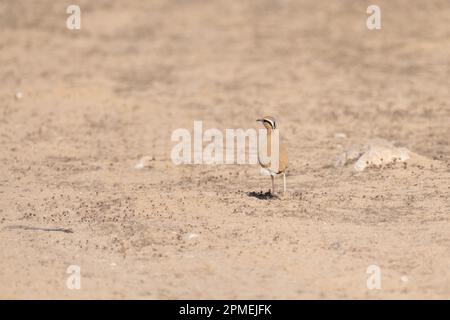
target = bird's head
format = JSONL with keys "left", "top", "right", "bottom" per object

{"left": 256, "top": 116, "right": 277, "bottom": 130}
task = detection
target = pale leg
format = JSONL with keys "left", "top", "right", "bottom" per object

{"left": 271, "top": 175, "right": 275, "bottom": 195}
{"left": 283, "top": 172, "right": 287, "bottom": 195}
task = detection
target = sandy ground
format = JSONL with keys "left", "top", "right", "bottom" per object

{"left": 0, "top": 0, "right": 449, "bottom": 299}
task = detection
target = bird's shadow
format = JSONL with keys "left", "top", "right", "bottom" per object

{"left": 247, "top": 191, "right": 278, "bottom": 200}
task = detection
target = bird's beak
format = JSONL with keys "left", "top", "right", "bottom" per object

{"left": 256, "top": 119, "right": 263, "bottom": 122}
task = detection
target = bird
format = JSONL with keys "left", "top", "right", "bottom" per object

{"left": 256, "top": 116, "right": 288, "bottom": 196}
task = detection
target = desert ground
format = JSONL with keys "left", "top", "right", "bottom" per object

{"left": 0, "top": 0, "right": 449, "bottom": 299}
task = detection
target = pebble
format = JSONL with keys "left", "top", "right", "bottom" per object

{"left": 15, "top": 91, "right": 23, "bottom": 100}
{"left": 334, "top": 132, "right": 347, "bottom": 139}
{"left": 134, "top": 155, "right": 155, "bottom": 169}
{"left": 184, "top": 233, "right": 199, "bottom": 240}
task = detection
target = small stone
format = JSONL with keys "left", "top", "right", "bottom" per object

{"left": 334, "top": 132, "right": 347, "bottom": 139}
{"left": 184, "top": 233, "right": 199, "bottom": 240}
{"left": 135, "top": 155, "right": 155, "bottom": 169}
{"left": 15, "top": 91, "right": 23, "bottom": 100}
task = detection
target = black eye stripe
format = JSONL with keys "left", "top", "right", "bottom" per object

{"left": 263, "top": 119, "right": 276, "bottom": 129}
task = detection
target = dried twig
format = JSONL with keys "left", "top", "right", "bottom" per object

{"left": 4, "top": 225, "right": 73, "bottom": 233}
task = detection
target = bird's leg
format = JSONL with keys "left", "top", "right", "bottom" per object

{"left": 283, "top": 172, "right": 287, "bottom": 195}
{"left": 271, "top": 174, "right": 275, "bottom": 195}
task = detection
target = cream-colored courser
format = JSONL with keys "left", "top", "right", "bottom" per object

{"left": 257, "top": 116, "right": 288, "bottom": 195}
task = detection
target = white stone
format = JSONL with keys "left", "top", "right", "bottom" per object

{"left": 354, "top": 139, "right": 410, "bottom": 172}
{"left": 185, "top": 233, "right": 199, "bottom": 240}
{"left": 334, "top": 132, "right": 347, "bottom": 139}
{"left": 334, "top": 139, "right": 411, "bottom": 172}
{"left": 134, "top": 155, "right": 155, "bottom": 169}
{"left": 15, "top": 91, "right": 23, "bottom": 100}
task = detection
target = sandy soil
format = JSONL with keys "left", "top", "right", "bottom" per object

{"left": 0, "top": 0, "right": 449, "bottom": 299}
